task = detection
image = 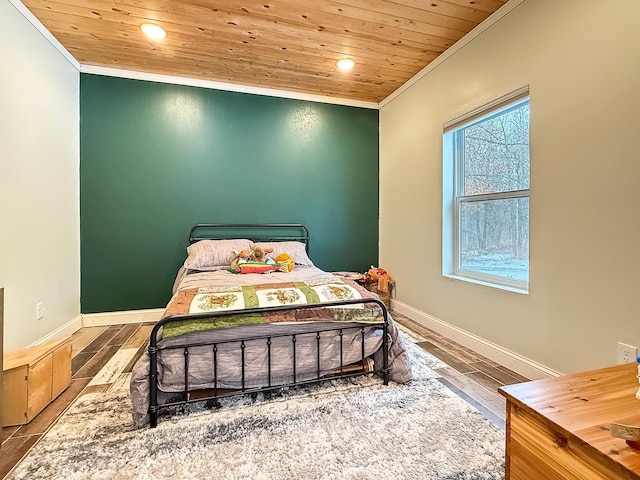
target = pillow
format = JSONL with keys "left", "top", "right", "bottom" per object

{"left": 184, "top": 239, "right": 252, "bottom": 271}
{"left": 253, "top": 241, "right": 314, "bottom": 266}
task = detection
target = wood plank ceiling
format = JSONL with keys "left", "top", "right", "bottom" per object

{"left": 22, "top": 0, "right": 507, "bottom": 104}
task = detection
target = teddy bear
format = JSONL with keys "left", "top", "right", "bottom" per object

{"left": 249, "top": 245, "right": 275, "bottom": 264}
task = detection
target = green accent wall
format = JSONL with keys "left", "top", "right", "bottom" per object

{"left": 80, "top": 74, "right": 379, "bottom": 313}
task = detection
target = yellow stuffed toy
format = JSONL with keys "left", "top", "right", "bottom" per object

{"left": 275, "top": 253, "right": 294, "bottom": 272}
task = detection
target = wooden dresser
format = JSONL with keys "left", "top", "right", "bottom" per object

{"left": 499, "top": 363, "right": 640, "bottom": 479}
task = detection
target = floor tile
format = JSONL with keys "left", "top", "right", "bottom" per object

{"left": 0, "top": 435, "right": 40, "bottom": 479}
{"left": 108, "top": 324, "right": 140, "bottom": 347}
{"left": 1, "top": 426, "right": 20, "bottom": 444}
{"left": 72, "top": 351, "right": 95, "bottom": 375}
{"left": 88, "top": 348, "right": 139, "bottom": 386}
{"left": 495, "top": 364, "right": 530, "bottom": 383}
{"left": 471, "top": 361, "right": 525, "bottom": 385}
{"left": 122, "top": 324, "right": 152, "bottom": 349}
{"left": 123, "top": 344, "right": 147, "bottom": 373}
{"left": 417, "top": 341, "right": 477, "bottom": 374}
{"left": 73, "top": 345, "right": 121, "bottom": 379}
{"left": 82, "top": 325, "right": 124, "bottom": 353}
{"left": 437, "top": 377, "right": 505, "bottom": 431}
{"left": 466, "top": 371, "right": 504, "bottom": 393}
{"left": 71, "top": 326, "right": 108, "bottom": 356}
{"left": 435, "top": 366, "right": 506, "bottom": 421}
{"left": 441, "top": 343, "right": 483, "bottom": 363}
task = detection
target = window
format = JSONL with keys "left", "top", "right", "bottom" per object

{"left": 443, "top": 88, "right": 530, "bottom": 292}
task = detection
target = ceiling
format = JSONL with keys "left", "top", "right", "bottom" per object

{"left": 22, "top": 0, "right": 507, "bottom": 104}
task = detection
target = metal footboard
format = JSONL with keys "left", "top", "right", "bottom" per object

{"left": 148, "top": 298, "right": 389, "bottom": 428}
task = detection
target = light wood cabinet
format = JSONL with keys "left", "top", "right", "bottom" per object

{"left": 2, "top": 337, "right": 72, "bottom": 427}
{"left": 500, "top": 363, "right": 640, "bottom": 480}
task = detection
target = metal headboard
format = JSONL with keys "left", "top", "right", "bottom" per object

{"left": 188, "top": 223, "right": 310, "bottom": 253}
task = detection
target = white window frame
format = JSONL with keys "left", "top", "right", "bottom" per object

{"left": 442, "top": 87, "right": 530, "bottom": 293}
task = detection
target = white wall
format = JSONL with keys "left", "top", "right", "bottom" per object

{"left": 380, "top": 0, "right": 640, "bottom": 375}
{"left": 0, "top": 0, "right": 80, "bottom": 350}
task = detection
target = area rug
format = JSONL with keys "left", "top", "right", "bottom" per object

{"left": 8, "top": 340, "right": 505, "bottom": 480}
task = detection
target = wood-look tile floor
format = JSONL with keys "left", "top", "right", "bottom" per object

{"left": 392, "top": 312, "right": 530, "bottom": 430}
{"left": 0, "top": 313, "right": 529, "bottom": 478}
{"left": 0, "top": 323, "right": 154, "bottom": 479}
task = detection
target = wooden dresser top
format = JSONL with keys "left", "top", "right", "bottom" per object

{"left": 500, "top": 362, "right": 640, "bottom": 475}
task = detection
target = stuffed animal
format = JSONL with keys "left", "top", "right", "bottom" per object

{"left": 228, "top": 247, "right": 293, "bottom": 274}
{"left": 365, "top": 266, "right": 392, "bottom": 293}
{"left": 275, "top": 253, "right": 294, "bottom": 272}
{"left": 230, "top": 249, "right": 252, "bottom": 266}
{"left": 249, "top": 245, "right": 275, "bottom": 264}
{"left": 365, "top": 265, "right": 388, "bottom": 284}
{"left": 368, "top": 265, "right": 387, "bottom": 281}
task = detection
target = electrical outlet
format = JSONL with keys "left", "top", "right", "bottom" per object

{"left": 617, "top": 342, "right": 637, "bottom": 365}
{"left": 36, "top": 301, "right": 44, "bottom": 320}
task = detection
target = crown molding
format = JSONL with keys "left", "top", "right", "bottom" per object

{"left": 379, "top": 0, "right": 526, "bottom": 109}
{"left": 80, "top": 65, "right": 380, "bottom": 110}
{"left": 9, "top": 0, "right": 80, "bottom": 70}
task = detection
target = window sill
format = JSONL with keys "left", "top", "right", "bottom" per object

{"left": 443, "top": 274, "right": 529, "bottom": 295}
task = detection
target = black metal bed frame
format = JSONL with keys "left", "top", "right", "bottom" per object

{"left": 147, "top": 224, "right": 389, "bottom": 428}
{"left": 189, "top": 223, "right": 310, "bottom": 250}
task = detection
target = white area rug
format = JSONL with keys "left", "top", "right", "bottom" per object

{"left": 8, "top": 340, "right": 504, "bottom": 480}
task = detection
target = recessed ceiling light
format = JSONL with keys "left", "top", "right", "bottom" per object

{"left": 141, "top": 23, "right": 166, "bottom": 40}
{"left": 336, "top": 58, "right": 355, "bottom": 71}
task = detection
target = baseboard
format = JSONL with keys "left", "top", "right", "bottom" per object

{"left": 392, "top": 301, "right": 562, "bottom": 380}
{"left": 82, "top": 308, "right": 164, "bottom": 327}
{"left": 29, "top": 315, "right": 83, "bottom": 347}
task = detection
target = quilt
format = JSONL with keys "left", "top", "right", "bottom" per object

{"left": 162, "top": 278, "right": 385, "bottom": 338}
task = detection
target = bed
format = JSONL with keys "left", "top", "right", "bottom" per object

{"left": 130, "top": 224, "right": 412, "bottom": 428}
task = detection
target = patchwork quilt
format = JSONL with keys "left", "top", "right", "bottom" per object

{"left": 162, "top": 278, "right": 384, "bottom": 338}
